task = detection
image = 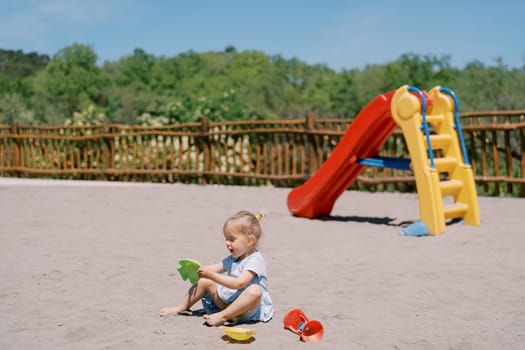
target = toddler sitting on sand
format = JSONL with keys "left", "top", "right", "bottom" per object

{"left": 160, "top": 211, "right": 273, "bottom": 326}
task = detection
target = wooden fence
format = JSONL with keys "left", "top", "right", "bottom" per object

{"left": 1, "top": 110, "right": 524, "bottom": 197}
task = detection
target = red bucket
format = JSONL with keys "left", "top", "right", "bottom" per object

{"left": 300, "top": 320, "right": 324, "bottom": 342}
{"left": 283, "top": 308, "right": 324, "bottom": 342}
{"left": 283, "top": 308, "right": 308, "bottom": 335}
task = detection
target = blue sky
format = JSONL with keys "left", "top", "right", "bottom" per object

{"left": 1, "top": 0, "right": 524, "bottom": 70}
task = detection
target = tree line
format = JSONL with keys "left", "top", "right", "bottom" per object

{"left": 1, "top": 44, "right": 524, "bottom": 126}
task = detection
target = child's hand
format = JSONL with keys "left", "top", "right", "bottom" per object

{"left": 198, "top": 266, "right": 214, "bottom": 279}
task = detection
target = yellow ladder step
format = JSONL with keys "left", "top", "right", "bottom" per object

{"left": 433, "top": 157, "right": 457, "bottom": 172}
{"left": 426, "top": 114, "right": 444, "bottom": 125}
{"left": 428, "top": 134, "right": 453, "bottom": 150}
{"left": 440, "top": 179, "right": 462, "bottom": 196}
{"left": 443, "top": 203, "right": 468, "bottom": 219}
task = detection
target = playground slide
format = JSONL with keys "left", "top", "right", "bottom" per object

{"left": 287, "top": 90, "right": 398, "bottom": 218}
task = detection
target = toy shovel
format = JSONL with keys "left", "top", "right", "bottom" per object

{"left": 177, "top": 259, "right": 201, "bottom": 284}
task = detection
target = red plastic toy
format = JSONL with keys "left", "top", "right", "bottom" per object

{"left": 283, "top": 308, "right": 324, "bottom": 342}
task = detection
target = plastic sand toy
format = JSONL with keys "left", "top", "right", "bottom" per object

{"left": 283, "top": 308, "right": 324, "bottom": 342}
{"left": 220, "top": 326, "right": 256, "bottom": 341}
{"left": 177, "top": 259, "right": 201, "bottom": 284}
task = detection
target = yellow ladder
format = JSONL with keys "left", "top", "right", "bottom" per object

{"left": 391, "top": 85, "right": 480, "bottom": 235}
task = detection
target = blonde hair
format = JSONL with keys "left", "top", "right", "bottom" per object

{"left": 223, "top": 211, "right": 264, "bottom": 246}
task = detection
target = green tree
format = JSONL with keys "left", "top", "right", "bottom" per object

{"left": 0, "top": 49, "right": 49, "bottom": 81}
{"left": 329, "top": 68, "right": 360, "bottom": 118}
{"left": 112, "top": 48, "right": 155, "bottom": 87}
{"left": 2, "top": 44, "right": 524, "bottom": 125}
{"left": 33, "top": 44, "right": 107, "bottom": 122}
{"left": 102, "top": 49, "right": 158, "bottom": 123}
{"left": 0, "top": 93, "right": 34, "bottom": 124}
{"left": 0, "top": 49, "right": 49, "bottom": 110}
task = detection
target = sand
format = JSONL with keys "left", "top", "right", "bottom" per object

{"left": 0, "top": 177, "right": 524, "bottom": 349}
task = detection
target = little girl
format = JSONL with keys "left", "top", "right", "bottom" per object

{"left": 160, "top": 211, "right": 273, "bottom": 326}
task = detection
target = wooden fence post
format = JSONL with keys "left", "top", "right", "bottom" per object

{"left": 305, "top": 113, "right": 319, "bottom": 175}
{"left": 201, "top": 117, "right": 211, "bottom": 184}
{"left": 102, "top": 120, "right": 113, "bottom": 180}
{"left": 519, "top": 125, "right": 525, "bottom": 198}
{"left": 10, "top": 122, "right": 21, "bottom": 177}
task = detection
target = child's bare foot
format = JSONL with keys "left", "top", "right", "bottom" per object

{"left": 203, "top": 313, "right": 228, "bottom": 326}
{"left": 159, "top": 306, "right": 186, "bottom": 317}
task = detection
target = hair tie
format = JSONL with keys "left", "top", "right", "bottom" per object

{"left": 255, "top": 212, "right": 265, "bottom": 222}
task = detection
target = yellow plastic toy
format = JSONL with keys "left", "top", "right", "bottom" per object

{"left": 220, "top": 326, "right": 256, "bottom": 341}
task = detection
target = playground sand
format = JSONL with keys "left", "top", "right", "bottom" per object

{"left": 1, "top": 177, "right": 524, "bottom": 349}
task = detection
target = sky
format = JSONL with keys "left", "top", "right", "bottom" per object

{"left": 1, "top": 0, "right": 524, "bottom": 71}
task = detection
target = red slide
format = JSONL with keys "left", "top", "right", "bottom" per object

{"left": 287, "top": 90, "right": 397, "bottom": 218}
